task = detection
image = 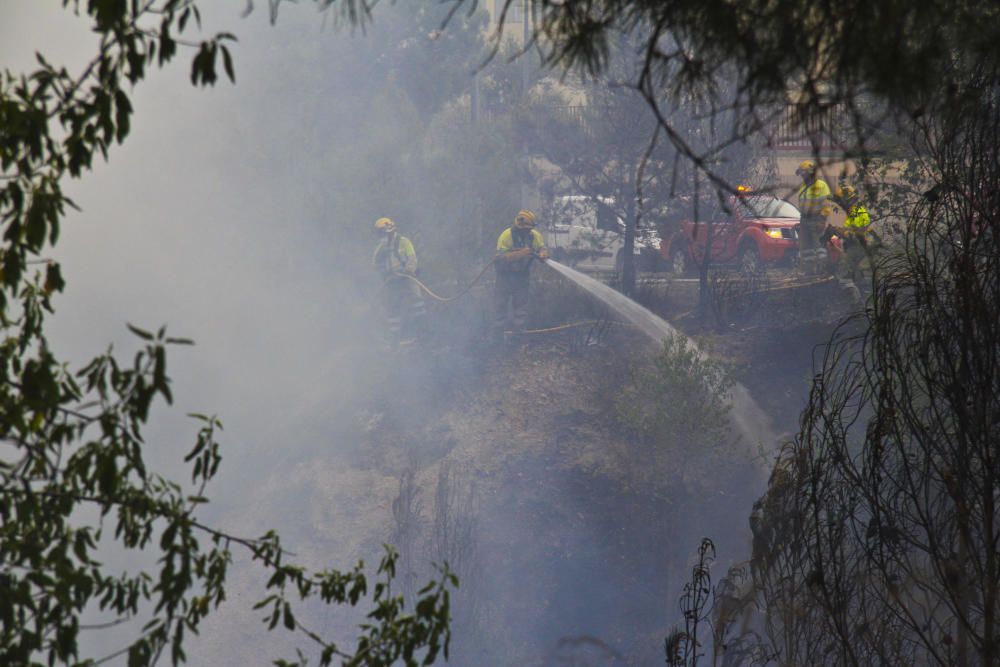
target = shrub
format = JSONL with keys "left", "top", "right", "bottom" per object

{"left": 616, "top": 333, "right": 734, "bottom": 486}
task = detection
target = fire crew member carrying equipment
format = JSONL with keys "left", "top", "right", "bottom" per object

{"left": 824, "top": 184, "right": 873, "bottom": 304}
{"left": 796, "top": 160, "right": 832, "bottom": 274}
{"left": 373, "top": 217, "right": 426, "bottom": 347}
{"left": 494, "top": 209, "right": 549, "bottom": 342}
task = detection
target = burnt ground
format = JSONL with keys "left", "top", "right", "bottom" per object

{"left": 639, "top": 271, "right": 853, "bottom": 436}
{"left": 197, "top": 269, "right": 851, "bottom": 666}
{"left": 424, "top": 335, "right": 766, "bottom": 665}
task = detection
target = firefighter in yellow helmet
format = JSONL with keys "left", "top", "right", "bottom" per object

{"left": 823, "top": 185, "right": 873, "bottom": 303}
{"left": 372, "top": 217, "right": 425, "bottom": 347}
{"left": 494, "top": 209, "right": 549, "bottom": 342}
{"left": 795, "top": 160, "right": 832, "bottom": 274}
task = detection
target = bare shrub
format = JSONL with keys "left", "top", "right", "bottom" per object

{"left": 749, "top": 77, "right": 1000, "bottom": 666}
{"left": 708, "top": 269, "right": 771, "bottom": 331}
{"left": 666, "top": 539, "right": 773, "bottom": 667}
{"left": 391, "top": 469, "right": 424, "bottom": 603}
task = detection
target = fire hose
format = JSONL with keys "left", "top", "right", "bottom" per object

{"left": 385, "top": 257, "right": 498, "bottom": 303}
{"left": 385, "top": 250, "right": 544, "bottom": 303}
{"left": 383, "top": 256, "right": 630, "bottom": 335}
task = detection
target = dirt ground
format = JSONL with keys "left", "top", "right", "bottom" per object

{"left": 199, "top": 267, "right": 853, "bottom": 665}
{"left": 355, "top": 268, "right": 852, "bottom": 664}
{"left": 640, "top": 269, "right": 853, "bottom": 435}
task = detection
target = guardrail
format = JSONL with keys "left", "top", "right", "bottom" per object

{"left": 769, "top": 104, "right": 851, "bottom": 151}
{"left": 480, "top": 102, "right": 860, "bottom": 151}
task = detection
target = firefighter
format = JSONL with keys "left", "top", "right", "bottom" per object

{"left": 795, "top": 160, "right": 832, "bottom": 274}
{"left": 373, "top": 217, "right": 425, "bottom": 346}
{"left": 494, "top": 209, "right": 549, "bottom": 342}
{"left": 824, "top": 185, "right": 873, "bottom": 303}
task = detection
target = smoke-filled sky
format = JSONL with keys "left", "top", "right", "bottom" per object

{"left": 1, "top": 2, "right": 405, "bottom": 489}
{"left": 2, "top": 3, "right": 520, "bottom": 660}
{"left": 1, "top": 3, "right": 441, "bottom": 660}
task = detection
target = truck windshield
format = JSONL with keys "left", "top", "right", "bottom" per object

{"left": 739, "top": 197, "right": 800, "bottom": 219}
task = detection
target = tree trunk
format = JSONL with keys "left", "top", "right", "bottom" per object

{"left": 622, "top": 195, "right": 637, "bottom": 296}
{"left": 695, "top": 171, "right": 713, "bottom": 324}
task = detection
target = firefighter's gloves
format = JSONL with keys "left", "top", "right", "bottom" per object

{"left": 500, "top": 247, "right": 548, "bottom": 262}
{"left": 505, "top": 248, "right": 533, "bottom": 261}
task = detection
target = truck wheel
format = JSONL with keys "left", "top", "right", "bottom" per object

{"left": 739, "top": 243, "right": 762, "bottom": 275}
{"left": 670, "top": 245, "right": 690, "bottom": 276}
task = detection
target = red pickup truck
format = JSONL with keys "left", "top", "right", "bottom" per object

{"left": 659, "top": 193, "right": 803, "bottom": 275}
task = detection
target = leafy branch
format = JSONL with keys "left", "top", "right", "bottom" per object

{"left": 1, "top": 3, "right": 453, "bottom": 665}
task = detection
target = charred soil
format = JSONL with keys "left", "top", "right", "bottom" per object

{"left": 220, "top": 271, "right": 847, "bottom": 665}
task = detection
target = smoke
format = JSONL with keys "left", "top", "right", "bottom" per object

{"left": 1, "top": 1, "right": 466, "bottom": 485}
{"left": 2, "top": 1, "right": 512, "bottom": 660}
{"left": 2, "top": 3, "right": 770, "bottom": 664}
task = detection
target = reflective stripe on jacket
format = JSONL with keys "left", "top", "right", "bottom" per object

{"left": 798, "top": 179, "right": 831, "bottom": 216}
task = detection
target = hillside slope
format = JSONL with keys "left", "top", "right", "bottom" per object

{"left": 194, "top": 276, "right": 841, "bottom": 665}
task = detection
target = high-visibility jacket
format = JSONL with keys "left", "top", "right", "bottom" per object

{"left": 844, "top": 205, "right": 871, "bottom": 231}
{"left": 798, "top": 178, "right": 831, "bottom": 216}
{"left": 496, "top": 227, "right": 546, "bottom": 274}
{"left": 843, "top": 204, "right": 872, "bottom": 243}
{"left": 373, "top": 233, "right": 418, "bottom": 276}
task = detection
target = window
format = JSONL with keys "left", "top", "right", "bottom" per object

{"left": 739, "top": 196, "right": 800, "bottom": 219}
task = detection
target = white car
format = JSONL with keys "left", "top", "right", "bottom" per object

{"left": 544, "top": 195, "right": 665, "bottom": 272}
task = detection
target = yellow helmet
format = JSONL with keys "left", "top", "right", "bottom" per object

{"left": 796, "top": 160, "right": 817, "bottom": 177}
{"left": 374, "top": 217, "right": 396, "bottom": 234}
{"left": 513, "top": 209, "right": 537, "bottom": 229}
{"left": 834, "top": 184, "right": 858, "bottom": 204}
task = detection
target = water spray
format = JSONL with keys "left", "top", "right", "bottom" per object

{"left": 545, "top": 260, "right": 778, "bottom": 454}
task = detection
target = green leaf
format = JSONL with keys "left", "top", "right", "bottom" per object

{"left": 221, "top": 45, "right": 235, "bottom": 83}
{"left": 114, "top": 90, "right": 132, "bottom": 143}
{"left": 165, "top": 336, "right": 194, "bottom": 345}
{"left": 45, "top": 262, "right": 65, "bottom": 294}
{"left": 126, "top": 323, "right": 153, "bottom": 340}
{"left": 25, "top": 194, "right": 48, "bottom": 249}
{"left": 159, "top": 18, "right": 176, "bottom": 65}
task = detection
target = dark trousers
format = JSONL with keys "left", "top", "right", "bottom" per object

{"left": 799, "top": 213, "right": 828, "bottom": 272}
{"left": 494, "top": 270, "right": 530, "bottom": 338}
